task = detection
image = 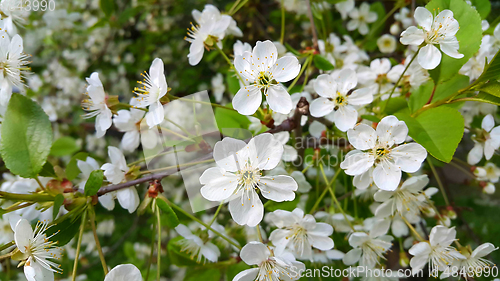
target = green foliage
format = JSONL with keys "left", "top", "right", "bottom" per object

{"left": 84, "top": 170, "right": 104, "bottom": 197}
{"left": 427, "top": 0, "right": 483, "bottom": 83}
{"left": 396, "top": 107, "right": 464, "bottom": 162}
{"left": 468, "top": 0, "right": 491, "bottom": 19}
{"left": 184, "top": 268, "right": 221, "bottom": 281}
{"left": 0, "top": 93, "right": 52, "bottom": 178}
{"left": 100, "top": 0, "right": 115, "bottom": 17}
{"left": 313, "top": 54, "right": 335, "bottom": 71}
{"left": 66, "top": 152, "right": 89, "bottom": 181}
{"left": 214, "top": 105, "right": 251, "bottom": 130}
{"left": 226, "top": 72, "right": 240, "bottom": 95}
{"left": 156, "top": 199, "right": 180, "bottom": 228}
{"left": 50, "top": 136, "right": 81, "bottom": 157}
{"left": 409, "top": 80, "right": 434, "bottom": 113}
{"left": 474, "top": 50, "right": 500, "bottom": 84}
{"left": 226, "top": 262, "right": 251, "bottom": 281}
{"left": 53, "top": 194, "right": 65, "bottom": 221}
{"left": 39, "top": 162, "right": 57, "bottom": 178}
{"left": 381, "top": 96, "right": 408, "bottom": 114}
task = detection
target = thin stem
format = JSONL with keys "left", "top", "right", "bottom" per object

{"left": 0, "top": 251, "right": 15, "bottom": 261}
{"left": 256, "top": 225, "right": 264, "bottom": 243}
{"left": 228, "top": 0, "right": 249, "bottom": 16}
{"left": 145, "top": 220, "right": 156, "bottom": 281}
{"left": 72, "top": 210, "right": 88, "bottom": 281}
{"left": 401, "top": 216, "right": 424, "bottom": 241}
{"left": 156, "top": 204, "right": 161, "bottom": 281}
{"left": 128, "top": 149, "right": 178, "bottom": 167}
{"left": 0, "top": 241, "right": 14, "bottom": 253}
{"left": 280, "top": 0, "right": 285, "bottom": 44}
{"left": 227, "top": 0, "right": 242, "bottom": 15}
{"left": 208, "top": 203, "right": 224, "bottom": 227}
{"left": 89, "top": 206, "right": 108, "bottom": 275}
{"left": 448, "top": 160, "right": 475, "bottom": 179}
{"left": 320, "top": 165, "right": 355, "bottom": 231}
{"left": 159, "top": 127, "right": 193, "bottom": 142}
{"left": 163, "top": 198, "right": 241, "bottom": 249}
{"left": 35, "top": 177, "right": 45, "bottom": 191}
{"left": 427, "top": 159, "right": 450, "bottom": 206}
{"left": 305, "top": 0, "right": 319, "bottom": 51}
{"left": 309, "top": 167, "right": 342, "bottom": 214}
{"left": 382, "top": 47, "right": 421, "bottom": 112}
{"left": 288, "top": 55, "right": 312, "bottom": 91}
{"left": 141, "top": 159, "right": 214, "bottom": 174}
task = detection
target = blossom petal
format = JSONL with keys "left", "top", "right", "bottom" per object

{"left": 233, "top": 85, "right": 262, "bottom": 115}
{"left": 342, "top": 248, "right": 362, "bottom": 265}
{"left": 314, "top": 74, "right": 337, "bottom": 98}
{"left": 267, "top": 85, "right": 293, "bottom": 114}
{"left": 200, "top": 167, "right": 239, "bottom": 201}
{"left": 240, "top": 241, "right": 270, "bottom": 265}
{"left": 146, "top": 101, "right": 165, "bottom": 128}
{"left": 272, "top": 56, "right": 301, "bottom": 82}
{"left": 116, "top": 187, "right": 140, "bottom": 213}
{"left": 440, "top": 37, "right": 463, "bottom": 59}
{"left": 467, "top": 142, "right": 483, "bottom": 165}
{"left": 348, "top": 87, "right": 373, "bottom": 105}
{"left": 373, "top": 160, "right": 401, "bottom": 191}
{"left": 376, "top": 115, "right": 408, "bottom": 146}
{"left": 347, "top": 124, "right": 377, "bottom": 150}
{"left": 333, "top": 105, "right": 358, "bottom": 132}
{"left": 400, "top": 26, "right": 425, "bottom": 45}
{"left": 213, "top": 137, "right": 247, "bottom": 172}
{"left": 228, "top": 194, "right": 264, "bottom": 227}
{"left": 259, "top": 175, "right": 297, "bottom": 202}
{"left": 390, "top": 143, "right": 427, "bottom": 173}
{"left": 418, "top": 44, "right": 442, "bottom": 70}
{"left": 253, "top": 40, "right": 278, "bottom": 72}
{"left": 415, "top": 7, "right": 433, "bottom": 31}
{"left": 340, "top": 150, "right": 375, "bottom": 176}
{"left": 233, "top": 268, "right": 259, "bottom": 281}
{"left": 105, "top": 264, "right": 142, "bottom": 281}
{"left": 15, "top": 219, "right": 32, "bottom": 253}
{"left": 310, "top": 98, "right": 335, "bottom": 118}
{"left": 335, "top": 69, "right": 357, "bottom": 94}
{"left": 471, "top": 243, "right": 498, "bottom": 258}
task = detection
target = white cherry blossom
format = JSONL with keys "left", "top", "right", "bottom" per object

{"left": 82, "top": 72, "right": 112, "bottom": 138}
{"left": 233, "top": 241, "right": 304, "bottom": 281}
{"left": 340, "top": 116, "right": 427, "bottom": 191}
{"left": 13, "top": 219, "right": 63, "bottom": 281}
{"left": 200, "top": 134, "right": 298, "bottom": 227}
{"left": 409, "top": 226, "right": 465, "bottom": 274}
{"left": 441, "top": 243, "right": 498, "bottom": 279}
{"left": 0, "top": 32, "right": 30, "bottom": 106}
{"left": 233, "top": 40, "right": 301, "bottom": 115}
{"left": 400, "top": 7, "right": 464, "bottom": 70}
{"left": 468, "top": 114, "right": 500, "bottom": 165}
{"left": 175, "top": 224, "right": 220, "bottom": 263}
{"left": 347, "top": 3, "right": 378, "bottom": 35}
{"left": 267, "top": 208, "right": 334, "bottom": 260}
{"left": 134, "top": 58, "right": 168, "bottom": 128}
{"left": 310, "top": 69, "right": 373, "bottom": 131}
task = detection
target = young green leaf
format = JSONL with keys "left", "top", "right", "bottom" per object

{"left": 157, "top": 198, "right": 180, "bottom": 228}
{"left": 0, "top": 93, "right": 52, "bottom": 178}
{"left": 50, "top": 136, "right": 81, "bottom": 157}
{"left": 53, "top": 194, "right": 65, "bottom": 221}
{"left": 396, "top": 107, "right": 464, "bottom": 162}
{"left": 66, "top": 152, "right": 89, "bottom": 181}
{"left": 313, "top": 54, "right": 335, "bottom": 71}
{"left": 84, "top": 170, "right": 104, "bottom": 197}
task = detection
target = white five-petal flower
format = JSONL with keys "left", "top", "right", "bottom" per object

{"left": 342, "top": 224, "right": 393, "bottom": 269}
{"left": 134, "top": 58, "right": 168, "bottom": 128}
{"left": 347, "top": 3, "right": 378, "bottom": 35}
{"left": 200, "top": 134, "right": 298, "bottom": 227}
{"left": 408, "top": 226, "right": 465, "bottom": 275}
{"left": 400, "top": 7, "right": 464, "bottom": 70}
{"left": 267, "top": 208, "right": 334, "bottom": 260}
{"left": 340, "top": 115, "right": 427, "bottom": 191}
{"left": 175, "top": 224, "right": 221, "bottom": 263}
{"left": 468, "top": 114, "right": 500, "bottom": 165}
{"left": 233, "top": 241, "right": 304, "bottom": 281}
{"left": 0, "top": 32, "right": 30, "bottom": 106}
{"left": 13, "top": 219, "right": 63, "bottom": 281}
{"left": 82, "top": 72, "right": 112, "bottom": 138}
{"left": 233, "top": 40, "right": 301, "bottom": 115}
{"left": 310, "top": 69, "right": 373, "bottom": 132}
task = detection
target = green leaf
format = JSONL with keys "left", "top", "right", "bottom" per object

{"left": 284, "top": 43, "right": 301, "bottom": 57}
{"left": 360, "top": 114, "right": 381, "bottom": 123}
{"left": 214, "top": 105, "right": 250, "bottom": 130}
{"left": 469, "top": 0, "right": 491, "bottom": 19}
{"left": 47, "top": 210, "right": 85, "bottom": 247}
{"left": 100, "top": 0, "right": 115, "bottom": 17}
{"left": 184, "top": 268, "right": 221, "bottom": 281}
{"left": 265, "top": 196, "right": 300, "bottom": 212}
{"left": 0, "top": 93, "right": 52, "bottom": 178}
{"left": 381, "top": 97, "right": 408, "bottom": 114}
{"left": 157, "top": 199, "right": 179, "bottom": 228}
{"left": 474, "top": 50, "right": 500, "bottom": 84}
{"left": 226, "top": 72, "right": 240, "bottom": 95}
{"left": 313, "top": 55, "right": 335, "bottom": 71}
{"left": 39, "top": 162, "right": 57, "bottom": 178}
{"left": 66, "top": 152, "right": 89, "bottom": 181}
{"left": 432, "top": 74, "right": 470, "bottom": 102}
{"left": 409, "top": 80, "right": 434, "bottom": 113}
{"left": 53, "top": 194, "right": 64, "bottom": 221}
{"left": 426, "top": 0, "right": 483, "bottom": 83}
{"left": 477, "top": 80, "right": 500, "bottom": 97}
{"left": 462, "top": 92, "right": 500, "bottom": 105}
{"left": 50, "top": 137, "right": 81, "bottom": 157}
{"left": 84, "top": 170, "right": 104, "bottom": 197}
{"left": 396, "top": 107, "right": 464, "bottom": 162}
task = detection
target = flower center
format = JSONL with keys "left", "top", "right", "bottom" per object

{"left": 333, "top": 93, "right": 347, "bottom": 106}
{"left": 376, "top": 147, "right": 388, "bottom": 157}
{"left": 257, "top": 71, "right": 275, "bottom": 89}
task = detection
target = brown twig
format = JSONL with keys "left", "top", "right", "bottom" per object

{"left": 305, "top": 0, "right": 319, "bottom": 52}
